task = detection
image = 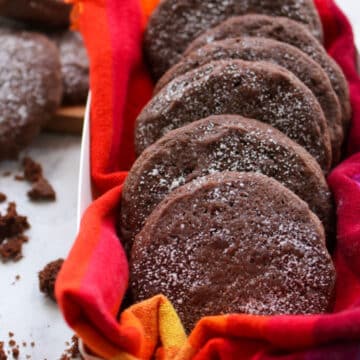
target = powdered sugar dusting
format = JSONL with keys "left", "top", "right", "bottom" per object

{"left": 0, "top": 32, "right": 61, "bottom": 126}
{"left": 51, "top": 31, "right": 89, "bottom": 103}
{"left": 123, "top": 116, "right": 333, "bottom": 254}
{"left": 136, "top": 60, "right": 330, "bottom": 171}
{"left": 155, "top": 36, "right": 342, "bottom": 158}
{"left": 145, "top": 0, "right": 322, "bottom": 78}
{"left": 131, "top": 172, "right": 335, "bottom": 331}
{"left": 185, "top": 14, "right": 348, "bottom": 124}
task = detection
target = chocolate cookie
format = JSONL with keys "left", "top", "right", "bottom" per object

{"left": 155, "top": 37, "right": 343, "bottom": 163}
{"left": 0, "top": 16, "right": 25, "bottom": 31}
{"left": 131, "top": 171, "right": 336, "bottom": 332}
{"left": 0, "top": 0, "right": 71, "bottom": 28}
{"left": 144, "top": 0, "right": 323, "bottom": 80}
{"left": 135, "top": 60, "right": 332, "bottom": 172}
{"left": 122, "top": 115, "right": 334, "bottom": 252}
{"left": 50, "top": 31, "right": 89, "bottom": 104}
{"left": 186, "top": 15, "right": 350, "bottom": 127}
{"left": 0, "top": 31, "right": 62, "bottom": 160}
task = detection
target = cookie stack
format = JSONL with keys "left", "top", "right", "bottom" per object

{"left": 121, "top": 0, "right": 342, "bottom": 332}
{"left": 0, "top": 1, "right": 89, "bottom": 160}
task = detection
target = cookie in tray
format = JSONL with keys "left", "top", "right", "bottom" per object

{"left": 144, "top": 0, "right": 323, "bottom": 79}
{"left": 155, "top": 36, "right": 343, "bottom": 163}
{"left": 131, "top": 171, "right": 336, "bottom": 332}
{"left": 185, "top": 14, "right": 350, "bottom": 127}
{"left": 135, "top": 60, "right": 332, "bottom": 172}
{"left": 122, "top": 115, "right": 335, "bottom": 252}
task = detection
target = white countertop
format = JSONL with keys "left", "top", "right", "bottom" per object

{"left": 0, "top": 1, "right": 358, "bottom": 359}
{"left": 0, "top": 134, "right": 81, "bottom": 359}
{"left": 338, "top": 0, "right": 360, "bottom": 48}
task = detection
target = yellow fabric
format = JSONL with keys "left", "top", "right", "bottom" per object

{"left": 117, "top": 295, "right": 187, "bottom": 360}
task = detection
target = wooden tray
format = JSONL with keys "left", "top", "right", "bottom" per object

{"left": 44, "top": 105, "right": 85, "bottom": 135}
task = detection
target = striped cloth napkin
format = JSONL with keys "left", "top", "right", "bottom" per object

{"left": 56, "top": 0, "right": 360, "bottom": 358}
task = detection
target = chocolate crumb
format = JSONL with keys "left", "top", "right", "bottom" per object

{"left": 14, "top": 175, "right": 25, "bottom": 181}
{"left": 8, "top": 333, "right": 13, "bottom": 338}
{"left": 8, "top": 340, "right": 15, "bottom": 348}
{"left": 39, "top": 259, "right": 64, "bottom": 301}
{"left": 0, "top": 202, "right": 30, "bottom": 261}
{"left": 11, "top": 275, "right": 21, "bottom": 286}
{"left": 30, "top": 342, "right": 34, "bottom": 348}
{"left": 60, "top": 335, "right": 82, "bottom": 360}
{"left": 22, "top": 157, "right": 43, "bottom": 183}
{"left": 0, "top": 342, "right": 6, "bottom": 360}
{"left": 2, "top": 171, "right": 11, "bottom": 177}
{"left": 0, "top": 235, "right": 28, "bottom": 262}
{"left": 11, "top": 348, "right": 19, "bottom": 359}
{"left": 27, "top": 178, "right": 56, "bottom": 202}
{"left": 0, "top": 193, "right": 6, "bottom": 203}
{"left": 69, "top": 336, "right": 81, "bottom": 358}
{"left": 0, "top": 203, "right": 30, "bottom": 242}
{"left": 16, "top": 157, "right": 57, "bottom": 202}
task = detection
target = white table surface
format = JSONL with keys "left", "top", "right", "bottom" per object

{"left": 0, "top": 134, "right": 80, "bottom": 359}
{"left": 339, "top": 1, "right": 360, "bottom": 48}
{"left": 0, "top": 1, "right": 359, "bottom": 359}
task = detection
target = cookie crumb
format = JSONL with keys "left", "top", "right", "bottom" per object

{"left": 8, "top": 333, "right": 13, "bottom": 338}
{"left": 14, "top": 175, "right": 25, "bottom": 181}
{"left": 0, "top": 203, "right": 29, "bottom": 262}
{"left": 30, "top": 342, "right": 34, "bottom": 348}
{"left": 11, "top": 348, "right": 19, "bottom": 359}
{"left": 15, "top": 157, "right": 57, "bottom": 202}
{"left": 8, "top": 340, "right": 15, "bottom": 348}
{"left": 0, "top": 202, "right": 30, "bottom": 242}
{"left": 0, "top": 341, "right": 6, "bottom": 360}
{"left": 0, "top": 193, "right": 6, "bottom": 203}
{"left": 27, "top": 178, "right": 56, "bottom": 202}
{"left": 39, "top": 259, "right": 64, "bottom": 301}
{"left": 69, "top": 336, "right": 80, "bottom": 358}
{"left": 2, "top": 171, "right": 11, "bottom": 177}
{"left": 11, "top": 275, "right": 21, "bottom": 286}
{"left": 60, "top": 335, "right": 82, "bottom": 360}
{"left": 0, "top": 235, "right": 28, "bottom": 262}
{"left": 22, "top": 157, "right": 43, "bottom": 183}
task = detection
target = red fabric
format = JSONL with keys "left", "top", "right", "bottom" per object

{"left": 314, "top": 0, "right": 360, "bottom": 154}
{"left": 56, "top": 0, "right": 360, "bottom": 358}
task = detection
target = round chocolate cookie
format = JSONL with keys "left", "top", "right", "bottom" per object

{"left": 0, "top": 0, "right": 71, "bottom": 28}
{"left": 122, "top": 115, "right": 334, "bottom": 252}
{"left": 0, "top": 31, "right": 62, "bottom": 160}
{"left": 50, "top": 31, "right": 89, "bottom": 105}
{"left": 144, "top": 0, "right": 323, "bottom": 80}
{"left": 155, "top": 37, "right": 343, "bottom": 163}
{"left": 185, "top": 15, "right": 350, "bottom": 127}
{"left": 131, "top": 171, "right": 336, "bottom": 332}
{"left": 135, "top": 60, "right": 332, "bottom": 172}
{"left": 0, "top": 16, "right": 26, "bottom": 31}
